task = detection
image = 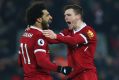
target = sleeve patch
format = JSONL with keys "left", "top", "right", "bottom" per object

{"left": 38, "top": 39, "right": 45, "bottom": 46}
{"left": 87, "top": 30, "right": 94, "bottom": 39}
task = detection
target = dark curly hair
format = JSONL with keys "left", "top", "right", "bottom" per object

{"left": 26, "top": 2, "right": 46, "bottom": 25}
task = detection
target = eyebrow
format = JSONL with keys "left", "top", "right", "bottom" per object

{"left": 64, "top": 13, "right": 71, "bottom": 16}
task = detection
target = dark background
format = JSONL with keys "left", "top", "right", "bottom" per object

{"left": 0, "top": 0, "right": 119, "bottom": 80}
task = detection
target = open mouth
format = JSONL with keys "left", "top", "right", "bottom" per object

{"left": 66, "top": 21, "right": 71, "bottom": 24}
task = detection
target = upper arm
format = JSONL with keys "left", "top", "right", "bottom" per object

{"left": 33, "top": 34, "right": 58, "bottom": 71}
{"left": 56, "top": 28, "right": 96, "bottom": 45}
{"left": 34, "top": 35, "right": 47, "bottom": 55}
{"left": 84, "top": 28, "right": 97, "bottom": 43}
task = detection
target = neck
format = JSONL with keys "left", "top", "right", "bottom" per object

{"left": 74, "top": 20, "right": 83, "bottom": 30}
{"left": 34, "top": 22, "right": 42, "bottom": 30}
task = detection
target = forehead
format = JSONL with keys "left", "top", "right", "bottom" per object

{"left": 64, "top": 9, "right": 75, "bottom": 15}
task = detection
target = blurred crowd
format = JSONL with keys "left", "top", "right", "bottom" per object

{"left": 0, "top": 0, "right": 119, "bottom": 80}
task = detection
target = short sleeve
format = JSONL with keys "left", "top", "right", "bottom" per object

{"left": 34, "top": 33, "right": 48, "bottom": 54}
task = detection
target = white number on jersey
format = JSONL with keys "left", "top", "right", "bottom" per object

{"left": 20, "top": 43, "right": 31, "bottom": 64}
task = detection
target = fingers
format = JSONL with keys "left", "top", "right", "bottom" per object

{"left": 43, "top": 30, "right": 52, "bottom": 37}
{"left": 43, "top": 31, "right": 50, "bottom": 36}
{"left": 43, "top": 30, "right": 50, "bottom": 37}
{"left": 43, "top": 33, "right": 50, "bottom": 38}
{"left": 43, "top": 30, "right": 56, "bottom": 39}
{"left": 43, "top": 30, "right": 52, "bottom": 34}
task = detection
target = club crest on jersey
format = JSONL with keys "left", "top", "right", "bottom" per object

{"left": 38, "top": 39, "right": 44, "bottom": 46}
{"left": 87, "top": 30, "right": 94, "bottom": 39}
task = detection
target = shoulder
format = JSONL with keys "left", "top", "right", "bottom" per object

{"left": 82, "top": 25, "right": 97, "bottom": 40}
{"left": 29, "top": 27, "right": 43, "bottom": 37}
{"left": 22, "top": 27, "right": 44, "bottom": 41}
{"left": 86, "top": 26, "right": 96, "bottom": 33}
{"left": 30, "top": 29, "right": 46, "bottom": 46}
{"left": 82, "top": 25, "right": 96, "bottom": 34}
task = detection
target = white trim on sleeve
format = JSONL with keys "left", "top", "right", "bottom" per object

{"left": 18, "top": 51, "right": 21, "bottom": 54}
{"left": 80, "top": 34, "right": 88, "bottom": 44}
{"left": 34, "top": 49, "right": 46, "bottom": 53}
{"left": 59, "top": 33, "right": 64, "bottom": 36}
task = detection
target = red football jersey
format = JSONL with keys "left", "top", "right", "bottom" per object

{"left": 50, "top": 23, "right": 97, "bottom": 79}
{"left": 18, "top": 26, "right": 58, "bottom": 80}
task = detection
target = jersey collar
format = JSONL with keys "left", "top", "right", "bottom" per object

{"left": 73, "top": 22, "right": 87, "bottom": 34}
{"left": 30, "top": 26, "right": 43, "bottom": 32}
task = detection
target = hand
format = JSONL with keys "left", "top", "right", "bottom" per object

{"left": 43, "top": 30, "right": 57, "bottom": 39}
{"left": 57, "top": 66, "right": 72, "bottom": 75}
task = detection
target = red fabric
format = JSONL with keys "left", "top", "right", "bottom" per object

{"left": 35, "top": 51, "right": 58, "bottom": 71}
{"left": 51, "top": 26, "right": 97, "bottom": 79}
{"left": 57, "top": 34, "right": 85, "bottom": 46}
{"left": 71, "top": 70, "right": 98, "bottom": 80}
{"left": 24, "top": 74, "right": 53, "bottom": 80}
{"left": 18, "top": 26, "right": 57, "bottom": 79}
{"left": 46, "top": 37, "right": 60, "bottom": 44}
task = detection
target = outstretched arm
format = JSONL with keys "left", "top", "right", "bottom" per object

{"left": 43, "top": 30, "right": 61, "bottom": 44}
{"left": 43, "top": 30, "right": 88, "bottom": 46}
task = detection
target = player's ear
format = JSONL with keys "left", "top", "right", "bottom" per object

{"left": 36, "top": 18, "right": 42, "bottom": 23}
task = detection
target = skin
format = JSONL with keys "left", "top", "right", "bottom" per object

{"left": 42, "top": 10, "right": 52, "bottom": 24}
{"left": 43, "top": 8, "right": 84, "bottom": 39}
{"left": 0, "top": 10, "right": 53, "bottom": 71}
{"left": 35, "top": 9, "right": 52, "bottom": 29}
{"left": 64, "top": 8, "right": 81, "bottom": 30}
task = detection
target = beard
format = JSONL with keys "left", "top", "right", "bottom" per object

{"left": 42, "top": 21, "right": 49, "bottom": 30}
{"left": 42, "top": 19, "right": 52, "bottom": 30}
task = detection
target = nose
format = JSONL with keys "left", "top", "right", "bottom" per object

{"left": 49, "top": 15, "right": 53, "bottom": 20}
{"left": 65, "top": 15, "right": 68, "bottom": 21}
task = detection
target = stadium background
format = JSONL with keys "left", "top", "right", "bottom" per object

{"left": 0, "top": 0, "right": 119, "bottom": 80}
